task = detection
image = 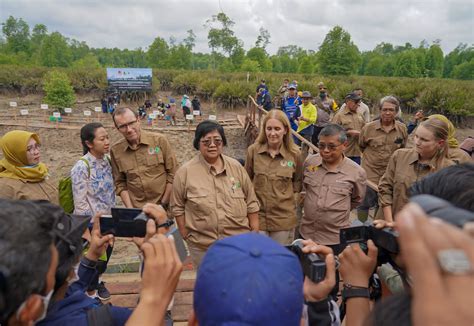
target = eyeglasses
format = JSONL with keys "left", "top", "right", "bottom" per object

{"left": 200, "top": 138, "right": 223, "bottom": 147}
{"left": 317, "top": 143, "right": 342, "bottom": 151}
{"left": 117, "top": 119, "right": 138, "bottom": 132}
{"left": 26, "top": 144, "right": 41, "bottom": 153}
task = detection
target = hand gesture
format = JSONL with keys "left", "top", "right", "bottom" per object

{"left": 339, "top": 240, "right": 378, "bottom": 288}
{"left": 87, "top": 214, "right": 114, "bottom": 261}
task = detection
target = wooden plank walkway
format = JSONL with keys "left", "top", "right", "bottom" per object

{"left": 102, "top": 258, "right": 196, "bottom": 323}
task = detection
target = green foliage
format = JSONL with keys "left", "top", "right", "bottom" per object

{"left": 318, "top": 26, "right": 361, "bottom": 75}
{"left": 198, "top": 79, "right": 221, "bottom": 99}
{"left": 425, "top": 45, "right": 444, "bottom": 77}
{"left": 2, "top": 16, "right": 30, "bottom": 54}
{"left": 147, "top": 37, "right": 169, "bottom": 68}
{"left": 43, "top": 70, "right": 76, "bottom": 109}
{"left": 172, "top": 72, "right": 201, "bottom": 94}
{"left": 39, "top": 32, "right": 72, "bottom": 67}
{"left": 394, "top": 51, "right": 420, "bottom": 77}
{"left": 72, "top": 53, "right": 101, "bottom": 68}
{"left": 213, "top": 81, "right": 254, "bottom": 108}
{"left": 241, "top": 58, "right": 260, "bottom": 72}
{"left": 451, "top": 59, "right": 474, "bottom": 80}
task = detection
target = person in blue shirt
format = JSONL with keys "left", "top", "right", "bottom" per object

{"left": 281, "top": 84, "right": 302, "bottom": 132}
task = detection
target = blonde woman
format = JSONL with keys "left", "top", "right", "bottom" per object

{"left": 378, "top": 118, "right": 455, "bottom": 222}
{"left": 245, "top": 109, "right": 302, "bottom": 245}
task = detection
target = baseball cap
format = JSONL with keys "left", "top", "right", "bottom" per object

{"left": 345, "top": 92, "right": 361, "bottom": 101}
{"left": 301, "top": 91, "right": 313, "bottom": 98}
{"left": 288, "top": 84, "right": 297, "bottom": 90}
{"left": 194, "top": 233, "right": 304, "bottom": 326}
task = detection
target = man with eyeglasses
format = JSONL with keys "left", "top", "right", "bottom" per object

{"left": 332, "top": 92, "right": 366, "bottom": 165}
{"left": 357, "top": 96, "right": 408, "bottom": 222}
{"left": 171, "top": 121, "right": 259, "bottom": 267}
{"left": 110, "top": 107, "right": 177, "bottom": 209}
{"left": 299, "top": 124, "right": 366, "bottom": 247}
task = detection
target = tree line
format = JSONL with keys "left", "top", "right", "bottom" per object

{"left": 1, "top": 14, "right": 473, "bottom": 80}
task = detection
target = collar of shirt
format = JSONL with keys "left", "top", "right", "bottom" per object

{"left": 124, "top": 131, "right": 152, "bottom": 152}
{"left": 375, "top": 119, "right": 396, "bottom": 132}
{"left": 257, "top": 143, "right": 291, "bottom": 161}
{"left": 198, "top": 153, "right": 227, "bottom": 176}
{"left": 84, "top": 152, "right": 108, "bottom": 166}
{"left": 343, "top": 106, "right": 355, "bottom": 115}
{"left": 313, "top": 154, "right": 349, "bottom": 174}
{"left": 406, "top": 148, "right": 436, "bottom": 169}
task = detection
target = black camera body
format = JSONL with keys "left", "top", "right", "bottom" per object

{"left": 287, "top": 239, "right": 326, "bottom": 283}
{"left": 340, "top": 224, "right": 399, "bottom": 254}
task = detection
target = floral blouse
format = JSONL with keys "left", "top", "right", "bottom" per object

{"left": 71, "top": 152, "right": 115, "bottom": 217}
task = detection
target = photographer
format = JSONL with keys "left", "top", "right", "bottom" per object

{"left": 0, "top": 199, "right": 58, "bottom": 326}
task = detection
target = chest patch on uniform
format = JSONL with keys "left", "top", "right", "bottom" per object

{"left": 229, "top": 176, "right": 241, "bottom": 190}
{"left": 148, "top": 146, "right": 161, "bottom": 154}
{"left": 307, "top": 165, "right": 319, "bottom": 172}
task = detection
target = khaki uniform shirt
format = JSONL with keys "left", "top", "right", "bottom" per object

{"left": 245, "top": 143, "right": 302, "bottom": 231}
{"left": 300, "top": 154, "right": 367, "bottom": 245}
{"left": 359, "top": 120, "right": 408, "bottom": 184}
{"left": 333, "top": 107, "right": 365, "bottom": 157}
{"left": 378, "top": 148, "right": 455, "bottom": 218}
{"left": 171, "top": 154, "right": 259, "bottom": 250}
{"left": 0, "top": 177, "right": 58, "bottom": 204}
{"left": 339, "top": 101, "right": 371, "bottom": 123}
{"left": 449, "top": 147, "right": 471, "bottom": 164}
{"left": 110, "top": 131, "right": 177, "bottom": 208}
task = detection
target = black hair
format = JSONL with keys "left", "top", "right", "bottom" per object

{"left": 112, "top": 107, "right": 138, "bottom": 128}
{"left": 318, "top": 124, "right": 348, "bottom": 143}
{"left": 193, "top": 120, "right": 227, "bottom": 150}
{"left": 80, "top": 122, "right": 104, "bottom": 155}
{"left": 368, "top": 292, "right": 412, "bottom": 326}
{"left": 0, "top": 200, "right": 57, "bottom": 323}
{"left": 409, "top": 163, "right": 474, "bottom": 211}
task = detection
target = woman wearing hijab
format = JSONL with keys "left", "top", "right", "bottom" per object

{"left": 0, "top": 130, "right": 58, "bottom": 203}
{"left": 427, "top": 114, "right": 471, "bottom": 164}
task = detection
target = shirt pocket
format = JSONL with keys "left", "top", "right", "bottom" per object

{"left": 186, "top": 189, "right": 210, "bottom": 219}
{"left": 146, "top": 152, "right": 164, "bottom": 166}
{"left": 323, "top": 185, "right": 351, "bottom": 211}
{"left": 229, "top": 188, "right": 247, "bottom": 217}
{"left": 274, "top": 169, "right": 293, "bottom": 194}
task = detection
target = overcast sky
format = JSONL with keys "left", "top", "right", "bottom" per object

{"left": 1, "top": 0, "right": 473, "bottom": 54}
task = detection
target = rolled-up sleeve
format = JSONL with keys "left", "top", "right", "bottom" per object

{"left": 170, "top": 167, "right": 186, "bottom": 218}
{"left": 110, "top": 149, "right": 127, "bottom": 196}
{"left": 351, "top": 169, "right": 367, "bottom": 209}
{"left": 378, "top": 152, "right": 397, "bottom": 207}
{"left": 293, "top": 152, "right": 303, "bottom": 193}
{"left": 239, "top": 166, "right": 259, "bottom": 214}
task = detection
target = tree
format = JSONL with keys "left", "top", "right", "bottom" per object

{"left": 183, "top": 29, "right": 196, "bottom": 51}
{"left": 394, "top": 51, "right": 420, "bottom": 77}
{"left": 168, "top": 45, "right": 192, "bottom": 69}
{"left": 43, "top": 70, "right": 76, "bottom": 109}
{"left": 425, "top": 44, "right": 444, "bottom": 77}
{"left": 30, "top": 24, "right": 47, "bottom": 53}
{"left": 147, "top": 36, "right": 169, "bottom": 68}
{"left": 72, "top": 53, "right": 101, "bottom": 68}
{"left": 318, "top": 26, "right": 360, "bottom": 75}
{"left": 1, "top": 16, "right": 30, "bottom": 54}
{"left": 240, "top": 58, "right": 260, "bottom": 72}
{"left": 255, "top": 27, "right": 270, "bottom": 50}
{"left": 298, "top": 56, "right": 314, "bottom": 74}
{"left": 38, "top": 32, "right": 72, "bottom": 67}
{"left": 206, "top": 12, "right": 242, "bottom": 56}
{"left": 451, "top": 59, "right": 474, "bottom": 80}
{"left": 247, "top": 47, "right": 272, "bottom": 71}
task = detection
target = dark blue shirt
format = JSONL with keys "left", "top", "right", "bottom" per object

{"left": 281, "top": 96, "right": 302, "bottom": 131}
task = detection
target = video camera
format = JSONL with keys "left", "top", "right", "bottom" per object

{"left": 287, "top": 239, "right": 328, "bottom": 283}
{"left": 100, "top": 208, "right": 174, "bottom": 238}
{"left": 339, "top": 195, "right": 474, "bottom": 265}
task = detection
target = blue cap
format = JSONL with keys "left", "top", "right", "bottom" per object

{"left": 194, "top": 233, "right": 304, "bottom": 326}
{"left": 288, "top": 84, "right": 297, "bottom": 89}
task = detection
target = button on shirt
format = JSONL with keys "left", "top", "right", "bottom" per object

{"left": 332, "top": 107, "right": 365, "bottom": 157}
{"left": 110, "top": 131, "right": 177, "bottom": 208}
{"left": 359, "top": 120, "right": 408, "bottom": 185}
{"left": 378, "top": 148, "right": 455, "bottom": 218}
{"left": 245, "top": 143, "right": 302, "bottom": 231}
{"left": 171, "top": 154, "right": 259, "bottom": 250}
{"left": 300, "top": 154, "right": 367, "bottom": 245}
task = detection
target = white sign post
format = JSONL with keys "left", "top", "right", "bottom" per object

{"left": 20, "top": 109, "right": 29, "bottom": 116}
{"left": 41, "top": 104, "right": 49, "bottom": 122}
{"left": 9, "top": 102, "right": 17, "bottom": 107}
{"left": 94, "top": 107, "right": 101, "bottom": 121}
{"left": 84, "top": 110, "right": 92, "bottom": 122}
{"left": 64, "top": 108, "right": 72, "bottom": 113}
{"left": 208, "top": 115, "right": 217, "bottom": 121}
{"left": 53, "top": 112, "right": 60, "bottom": 129}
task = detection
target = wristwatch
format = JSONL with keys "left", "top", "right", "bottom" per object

{"left": 342, "top": 283, "right": 370, "bottom": 301}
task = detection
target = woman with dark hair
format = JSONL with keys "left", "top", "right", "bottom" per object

{"left": 245, "top": 109, "right": 302, "bottom": 245}
{"left": 171, "top": 120, "right": 259, "bottom": 267}
{"left": 71, "top": 122, "right": 115, "bottom": 300}
{"left": 0, "top": 130, "right": 58, "bottom": 203}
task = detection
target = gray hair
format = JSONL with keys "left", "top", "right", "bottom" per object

{"left": 318, "top": 124, "right": 348, "bottom": 143}
{"left": 379, "top": 96, "right": 400, "bottom": 112}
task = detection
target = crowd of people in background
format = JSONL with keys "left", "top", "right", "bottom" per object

{"left": 0, "top": 77, "right": 473, "bottom": 326}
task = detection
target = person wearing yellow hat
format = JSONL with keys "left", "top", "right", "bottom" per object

{"left": 0, "top": 130, "right": 58, "bottom": 203}
{"left": 427, "top": 114, "right": 471, "bottom": 164}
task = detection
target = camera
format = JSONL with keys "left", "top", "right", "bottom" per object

{"left": 287, "top": 239, "right": 327, "bottom": 283}
{"left": 100, "top": 208, "right": 174, "bottom": 237}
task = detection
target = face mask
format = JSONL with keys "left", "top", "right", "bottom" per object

{"left": 319, "top": 91, "right": 327, "bottom": 98}
{"left": 67, "top": 263, "right": 80, "bottom": 286}
{"left": 16, "top": 289, "right": 54, "bottom": 324}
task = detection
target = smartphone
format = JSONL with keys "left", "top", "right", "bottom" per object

{"left": 100, "top": 208, "right": 144, "bottom": 237}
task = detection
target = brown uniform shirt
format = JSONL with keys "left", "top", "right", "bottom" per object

{"left": 359, "top": 120, "right": 408, "bottom": 184}
{"left": 449, "top": 147, "right": 471, "bottom": 164}
{"left": 0, "top": 177, "right": 58, "bottom": 204}
{"left": 332, "top": 107, "right": 366, "bottom": 157}
{"left": 171, "top": 154, "right": 259, "bottom": 250}
{"left": 245, "top": 143, "right": 302, "bottom": 231}
{"left": 378, "top": 148, "right": 455, "bottom": 218}
{"left": 110, "top": 131, "right": 177, "bottom": 208}
{"left": 300, "top": 154, "right": 367, "bottom": 245}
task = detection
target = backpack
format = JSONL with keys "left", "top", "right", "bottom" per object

{"left": 59, "top": 158, "right": 90, "bottom": 214}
